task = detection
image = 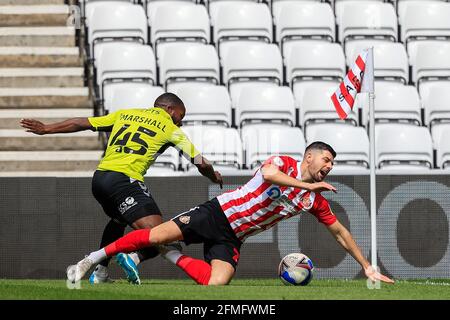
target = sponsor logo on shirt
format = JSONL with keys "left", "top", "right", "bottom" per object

{"left": 267, "top": 186, "right": 282, "bottom": 200}
{"left": 179, "top": 216, "right": 191, "bottom": 224}
{"left": 118, "top": 196, "right": 138, "bottom": 214}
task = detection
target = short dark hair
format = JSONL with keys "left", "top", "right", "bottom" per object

{"left": 154, "top": 92, "right": 185, "bottom": 109}
{"left": 305, "top": 141, "right": 336, "bottom": 158}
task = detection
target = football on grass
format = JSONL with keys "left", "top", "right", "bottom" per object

{"left": 278, "top": 253, "right": 314, "bottom": 286}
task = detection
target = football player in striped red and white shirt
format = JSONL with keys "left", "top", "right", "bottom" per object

{"left": 68, "top": 142, "right": 394, "bottom": 286}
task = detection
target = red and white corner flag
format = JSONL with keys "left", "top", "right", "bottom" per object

{"left": 331, "top": 48, "right": 374, "bottom": 119}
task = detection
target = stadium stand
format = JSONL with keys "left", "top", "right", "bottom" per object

{"left": 306, "top": 123, "right": 370, "bottom": 170}
{"left": 182, "top": 125, "right": 243, "bottom": 171}
{"left": 235, "top": 85, "right": 295, "bottom": 127}
{"left": 95, "top": 42, "right": 156, "bottom": 99}
{"left": 345, "top": 40, "right": 409, "bottom": 83}
{"left": 103, "top": 82, "right": 164, "bottom": 113}
{"left": 411, "top": 41, "right": 450, "bottom": 87}
{"left": 285, "top": 41, "right": 346, "bottom": 87}
{"left": 151, "top": 2, "right": 209, "bottom": 58}
{"left": 336, "top": 1, "right": 398, "bottom": 45}
{"left": 158, "top": 42, "right": 219, "bottom": 89}
{"left": 375, "top": 124, "right": 434, "bottom": 170}
{"left": 432, "top": 124, "right": 450, "bottom": 170}
{"left": 213, "top": 2, "right": 272, "bottom": 57}
{"left": 273, "top": 1, "right": 335, "bottom": 56}
{"left": 242, "top": 124, "right": 306, "bottom": 169}
{"left": 87, "top": 2, "right": 147, "bottom": 58}
{"left": 0, "top": 0, "right": 99, "bottom": 172}
{"left": 2, "top": 0, "right": 450, "bottom": 174}
{"left": 423, "top": 82, "right": 450, "bottom": 129}
{"left": 297, "top": 83, "right": 358, "bottom": 128}
{"left": 172, "top": 83, "right": 232, "bottom": 127}
{"left": 360, "top": 81, "right": 422, "bottom": 126}
{"left": 398, "top": 0, "right": 450, "bottom": 66}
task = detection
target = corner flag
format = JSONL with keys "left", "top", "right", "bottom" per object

{"left": 330, "top": 48, "right": 374, "bottom": 119}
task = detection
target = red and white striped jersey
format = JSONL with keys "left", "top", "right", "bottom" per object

{"left": 217, "top": 155, "right": 337, "bottom": 242}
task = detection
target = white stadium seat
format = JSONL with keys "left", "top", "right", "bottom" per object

{"left": 236, "top": 85, "right": 296, "bottom": 127}
{"left": 208, "top": 0, "right": 263, "bottom": 27}
{"left": 337, "top": 1, "right": 398, "bottom": 44}
{"left": 96, "top": 43, "right": 156, "bottom": 98}
{"left": 345, "top": 40, "right": 409, "bottom": 84}
{"left": 221, "top": 42, "right": 283, "bottom": 86}
{"left": 213, "top": 2, "right": 272, "bottom": 55}
{"left": 412, "top": 42, "right": 450, "bottom": 86}
{"left": 432, "top": 124, "right": 450, "bottom": 170}
{"left": 306, "top": 123, "right": 370, "bottom": 170}
{"left": 182, "top": 125, "right": 243, "bottom": 170}
{"left": 360, "top": 81, "right": 421, "bottom": 126}
{"left": 423, "top": 83, "right": 450, "bottom": 128}
{"left": 228, "top": 82, "right": 279, "bottom": 110}
{"left": 146, "top": 146, "right": 180, "bottom": 174}
{"left": 293, "top": 80, "right": 340, "bottom": 111}
{"left": 274, "top": 1, "right": 335, "bottom": 56}
{"left": 298, "top": 83, "right": 358, "bottom": 127}
{"left": 103, "top": 83, "right": 164, "bottom": 113}
{"left": 399, "top": 1, "right": 450, "bottom": 42}
{"left": 83, "top": 0, "right": 136, "bottom": 22}
{"left": 285, "top": 41, "right": 346, "bottom": 87}
{"left": 172, "top": 83, "right": 232, "bottom": 127}
{"left": 375, "top": 124, "right": 434, "bottom": 170}
{"left": 87, "top": 2, "right": 147, "bottom": 58}
{"left": 158, "top": 43, "right": 220, "bottom": 88}
{"left": 334, "top": 0, "right": 387, "bottom": 21}
{"left": 242, "top": 124, "right": 306, "bottom": 169}
{"left": 147, "top": 0, "right": 197, "bottom": 25}
{"left": 151, "top": 3, "right": 210, "bottom": 56}
{"left": 400, "top": 1, "right": 450, "bottom": 66}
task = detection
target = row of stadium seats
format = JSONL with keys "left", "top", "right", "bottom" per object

{"left": 103, "top": 81, "right": 450, "bottom": 130}
{"left": 145, "top": 123, "right": 450, "bottom": 174}
{"left": 78, "top": 0, "right": 450, "bottom": 174}
{"left": 82, "top": 0, "right": 450, "bottom": 62}
{"left": 92, "top": 39, "right": 450, "bottom": 97}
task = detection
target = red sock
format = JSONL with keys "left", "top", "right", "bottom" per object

{"left": 104, "top": 229, "right": 151, "bottom": 257}
{"left": 176, "top": 255, "right": 212, "bottom": 285}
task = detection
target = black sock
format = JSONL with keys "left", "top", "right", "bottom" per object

{"left": 99, "top": 219, "right": 126, "bottom": 267}
{"left": 136, "top": 247, "right": 160, "bottom": 263}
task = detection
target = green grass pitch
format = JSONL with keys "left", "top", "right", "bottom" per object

{"left": 1, "top": 279, "right": 450, "bottom": 300}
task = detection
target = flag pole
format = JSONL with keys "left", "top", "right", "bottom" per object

{"left": 367, "top": 47, "right": 377, "bottom": 269}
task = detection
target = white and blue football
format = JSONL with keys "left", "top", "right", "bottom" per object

{"left": 278, "top": 253, "right": 314, "bottom": 286}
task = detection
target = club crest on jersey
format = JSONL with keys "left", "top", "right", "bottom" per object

{"left": 273, "top": 156, "right": 284, "bottom": 167}
{"left": 179, "top": 216, "right": 191, "bottom": 224}
{"left": 267, "top": 186, "right": 282, "bottom": 200}
{"left": 300, "top": 194, "right": 312, "bottom": 209}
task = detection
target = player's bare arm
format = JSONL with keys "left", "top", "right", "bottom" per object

{"left": 326, "top": 220, "right": 395, "bottom": 284}
{"left": 261, "top": 163, "right": 337, "bottom": 193}
{"left": 20, "top": 117, "right": 94, "bottom": 135}
{"left": 193, "top": 154, "right": 223, "bottom": 189}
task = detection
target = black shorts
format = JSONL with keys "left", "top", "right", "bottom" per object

{"left": 172, "top": 198, "right": 242, "bottom": 269}
{"left": 91, "top": 170, "right": 161, "bottom": 226}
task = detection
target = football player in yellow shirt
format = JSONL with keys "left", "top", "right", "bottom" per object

{"left": 20, "top": 93, "right": 223, "bottom": 285}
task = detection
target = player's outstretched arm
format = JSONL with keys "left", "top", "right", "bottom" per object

{"left": 20, "top": 118, "right": 94, "bottom": 135}
{"left": 193, "top": 154, "right": 223, "bottom": 189}
{"left": 261, "top": 164, "right": 337, "bottom": 193}
{"left": 326, "top": 220, "right": 395, "bottom": 284}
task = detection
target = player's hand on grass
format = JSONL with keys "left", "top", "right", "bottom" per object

{"left": 212, "top": 171, "right": 223, "bottom": 189}
{"left": 364, "top": 265, "right": 395, "bottom": 284}
{"left": 307, "top": 182, "right": 337, "bottom": 194}
{"left": 20, "top": 119, "right": 47, "bottom": 135}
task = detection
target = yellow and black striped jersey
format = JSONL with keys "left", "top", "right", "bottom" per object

{"left": 88, "top": 107, "right": 200, "bottom": 181}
